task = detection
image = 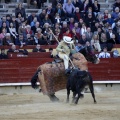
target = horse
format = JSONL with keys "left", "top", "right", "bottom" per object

{"left": 66, "top": 68, "right": 97, "bottom": 104}
{"left": 31, "top": 47, "right": 100, "bottom": 101}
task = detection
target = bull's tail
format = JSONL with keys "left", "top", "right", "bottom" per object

{"left": 31, "top": 69, "right": 40, "bottom": 89}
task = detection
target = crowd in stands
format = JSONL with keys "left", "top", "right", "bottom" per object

{"left": 0, "top": 0, "right": 120, "bottom": 59}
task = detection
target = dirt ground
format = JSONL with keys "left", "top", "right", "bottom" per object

{"left": 0, "top": 90, "right": 120, "bottom": 120}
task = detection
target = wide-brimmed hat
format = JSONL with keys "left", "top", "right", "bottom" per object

{"left": 63, "top": 36, "right": 73, "bottom": 44}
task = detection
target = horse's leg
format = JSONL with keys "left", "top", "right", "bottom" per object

{"left": 48, "top": 94, "right": 59, "bottom": 102}
{"left": 88, "top": 73, "right": 97, "bottom": 103}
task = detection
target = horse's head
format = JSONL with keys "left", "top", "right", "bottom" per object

{"left": 79, "top": 47, "right": 100, "bottom": 64}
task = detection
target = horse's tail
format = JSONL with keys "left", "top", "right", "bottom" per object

{"left": 31, "top": 69, "right": 41, "bottom": 89}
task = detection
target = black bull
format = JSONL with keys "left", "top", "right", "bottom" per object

{"left": 66, "top": 69, "right": 97, "bottom": 104}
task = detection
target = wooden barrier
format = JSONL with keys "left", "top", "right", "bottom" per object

{"left": 0, "top": 58, "right": 120, "bottom": 84}
{"left": 8, "top": 52, "right": 51, "bottom": 59}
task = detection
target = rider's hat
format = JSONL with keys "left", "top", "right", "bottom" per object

{"left": 63, "top": 36, "right": 73, "bottom": 44}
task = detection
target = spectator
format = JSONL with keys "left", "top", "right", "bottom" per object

{"left": 11, "top": 16, "right": 19, "bottom": 33}
{"left": 0, "top": 22, "right": 9, "bottom": 33}
{"left": 46, "top": 4, "right": 55, "bottom": 24}
{"left": 37, "top": 28, "right": 43, "bottom": 40}
{"left": 0, "top": 48, "right": 8, "bottom": 59}
{"left": 111, "top": 7, "right": 120, "bottom": 21}
{"left": 75, "top": 42, "right": 84, "bottom": 52}
{"left": 113, "top": 0, "right": 120, "bottom": 11}
{"left": 38, "top": 9, "right": 46, "bottom": 24}
{"left": 91, "top": 34, "right": 101, "bottom": 52}
{"left": 25, "top": 25, "right": 33, "bottom": 39}
{"left": 63, "top": 28, "right": 72, "bottom": 38}
{"left": 98, "top": 47, "right": 111, "bottom": 58}
{"left": 15, "top": 3, "right": 26, "bottom": 19}
{"left": 27, "top": 12, "right": 39, "bottom": 25}
{"left": 9, "top": 22, "right": 18, "bottom": 41}
{"left": 3, "top": 33, "right": 14, "bottom": 46}
{"left": 32, "top": 44, "right": 46, "bottom": 52}
{"left": 74, "top": 7, "right": 84, "bottom": 22}
{"left": 42, "top": 14, "right": 52, "bottom": 26}
{"left": 15, "top": 34, "right": 27, "bottom": 47}
{"left": 39, "top": 32, "right": 50, "bottom": 45}
{"left": 27, "top": 34, "right": 36, "bottom": 45}
{"left": 92, "top": 0, "right": 100, "bottom": 16}
{"left": 73, "top": 22, "right": 81, "bottom": 38}
{"left": 49, "top": 48, "right": 54, "bottom": 58}
{"left": 16, "top": 12, "right": 25, "bottom": 26}
{"left": 54, "top": 3, "right": 65, "bottom": 21}
{"left": 54, "top": 13, "right": 62, "bottom": 24}
{"left": 63, "top": 0, "right": 76, "bottom": 18}
{"left": 79, "top": 33, "right": 88, "bottom": 46}
{"left": 85, "top": 27, "right": 93, "bottom": 42}
{"left": 31, "top": 21, "right": 41, "bottom": 34}
{"left": 7, "top": 44, "right": 22, "bottom": 53}
{"left": 81, "top": 23, "right": 87, "bottom": 35}
{"left": 18, "top": 22, "right": 26, "bottom": 37}
{"left": 68, "top": 17, "right": 75, "bottom": 31}
{"left": 0, "top": 28, "right": 6, "bottom": 45}
{"left": 0, "top": 16, "right": 9, "bottom": 28}
{"left": 6, "top": 14, "right": 12, "bottom": 26}
{"left": 106, "top": 14, "right": 115, "bottom": 26}
{"left": 30, "top": 17, "right": 38, "bottom": 27}
{"left": 103, "top": 9, "right": 109, "bottom": 20}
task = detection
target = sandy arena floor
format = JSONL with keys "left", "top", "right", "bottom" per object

{"left": 0, "top": 90, "right": 120, "bottom": 120}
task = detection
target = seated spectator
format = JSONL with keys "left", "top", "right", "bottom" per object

{"left": 27, "top": 12, "right": 40, "bottom": 25}
{"left": 0, "top": 16, "right": 9, "bottom": 28}
{"left": 103, "top": 9, "right": 109, "bottom": 20}
{"left": 106, "top": 14, "right": 115, "bottom": 26}
{"left": 74, "top": 7, "right": 84, "bottom": 22}
{"left": 39, "top": 33, "right": 50, "bottom": 45}
{"left": 3, "top": 33, "right": 14, "bottom": 46}
{"left": 85, "top": 27, "right": 93, "bottom": 42}
{"left": 75, "top": 42, "right": 84, "bottom": 52}
{"left": 54, "top": 3, "right": 65, "bottom": 21}
{"left": 43, "top": 14, "right": 52, "bottom": 26}
{"left": 27, "top": 34, "right": 36, "bottom": 45}
{"left": 49, "top": 48, "right": 54, "bottom": 58}
{"left": 79, "top": 33, "right": 88, "bottom": 46}
{"left": 91, "top": 34, "right": 101, "bottom": 52}
{"left": 63, "top": 28, "right": 73, "bottom": 38}
{"left": 31, "top": 21, "right": 41, "bottom": 34}
{"left": 63, "top": 0, "right": 76, "bottom": 18}
{"left": 68, "top": 17, "right": 75, "bottom": 31}
{"left": 32, "top": 44, "right": 46, "bottom": 52}
{"left": 113, "top": 0, "right": 120, "bottom": 11}
{"left": 15, "top": 3, "right": 26, "bottom": 19}
{"left": 7, "top": 44, "right": 22, "bottom": 53}
{"left": 16, "top": 12, "right": 25, "bottom": 26}
{"left": 92, "top": 0, "right": 100, "bottom": 16}
{"left": 0, "top": 48, "right": 8, "bottom": 59}
{"left": 0, "top": 28, "right": 6, "bottom": 45}
{"left": 46, "top": 4, "right": 55, "bottom": 24}
{"left": 73, "top": 22, "right": 81, "bottom": 37}
{"left": 30, "top": 17, "right": 38, "bottom": 27}
{"left": 0, "top": 22, "right": 9, "bottom": 33}
{"left": 38, "top": 9, "right": 46, "bottom": 25}
{"left": 6, "top": 14, "right": 12, "bottom": 26}
{"left": 54, "top": 13, "right": 62, "bottom": 24}
{"left": 98, "top": 47, "right": 111, "bottom": 58}
{"left": 111, "top": 7, "right": 120, "bottom": 21}
{"left": 81, "top": 23, "right": 87, "bottom": 35}
{"left": 15, "top": 34, "right": 27, "bottom": 47}
{"left": 9, "top": 22, "right": 18, "bottom": 41}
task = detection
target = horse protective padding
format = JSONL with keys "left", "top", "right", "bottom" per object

{"left": 37, "top": 52, "right": 88, "bottom": 95}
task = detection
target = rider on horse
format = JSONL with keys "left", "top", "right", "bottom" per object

{"left": 56, "top": 36, "right": 76, "bottom": 74}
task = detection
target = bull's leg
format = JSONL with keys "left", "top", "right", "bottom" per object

{"left": 66, "top": 79, "right": 70, "bottom": 103}
{"left": 66, "top": 86, "right": 70, "bottom": 103}
{"left": 88, "top": 73, "right": 97, "bottom": 103}
{"left": 89, "top": 83, "right": 97, "bottom": 103}
{"left": 72, "top": 91, "right": 77, "bottom": 103}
